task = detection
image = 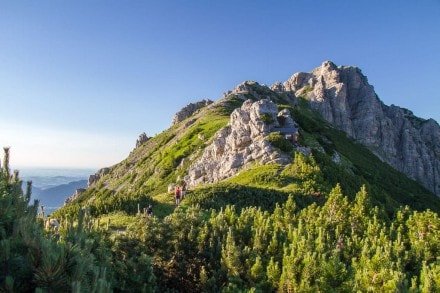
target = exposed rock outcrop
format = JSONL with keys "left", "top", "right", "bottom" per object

{"left": 64, "top": 188, "right": 86, "bottom": 205}
{"left": 88, "top": 167, "right": 111, "bottom": 186}
{"left": 135, "top": 132, "right": 150, "bottom": 148}
{"left": 270, "top": 81, "right": 285, "bottom": 93}
{"left": 172, "top": 99, "right": 213, "bottom": 125}
{"left": 285, "top": 61, "right": 440, "bottom": 195}
{"left": 185, "top": 99, "right": 293, "bottom": 187}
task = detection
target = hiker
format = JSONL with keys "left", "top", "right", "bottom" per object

{"left": 45, "top": 218, "right": 61, "bottom": 240}
{"left": 50, "top": 218, "right": 60, "bottom": 232}
{"left": 146, "top": 204, "right": 153, "bottom": 216}
{"left": 175, "top": 186, "right": 181, "bottom": 205}
{"left": 181, "top": 184, "right": 187, "bottom": 200}
{"left": 46, "top": 218, "right": 60, "bottom": 232}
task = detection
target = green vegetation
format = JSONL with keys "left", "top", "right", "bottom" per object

{"left": 53, "top": 101, "right": 233, "bottom": 220}
{"left": 4, "top": 157, "right": 440, "bottom": 291}
{"left": 0, "top": 148, "right": 121, "bottom": 292}
{"left": 185, "top": 183, "right": 291, "bottom": 212}
{"left": 9, "top": 89, "right": 440, "bottom": 291}
{"left": 267, "top": 132, "right": 294, "bottom": 152}
{"left": 227, "top": 163, "right": 286, "bottom": 189}
{"left": 259, "top": 113, "right": 275, "bottom": 124}
{"left": 300, "top": 85, "right": 314, "bottom": 97}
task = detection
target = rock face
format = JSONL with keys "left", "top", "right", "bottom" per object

{"left": 183, "top": 62, "right": 440, "bottom": 196}
{"left": 284, "top": 61, "right": 440, "bottom": 196}
{"left": 64, "top": 188, "right": 86, "bottom": 205}
{"left": 88, "top": 167, "right": 111, "bottom": 186}
{"left": 135, "top": 132, "right": 150, "bottom": 148}
{"left": 185, "top": 99, "right": 293, "bottom": 187}
{"left": 172, "top": 99, "right": 213, "bottom": 125}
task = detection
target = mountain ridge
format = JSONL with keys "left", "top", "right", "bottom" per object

{"left": 56, "top": 61, "right": 440, "bottom": 221}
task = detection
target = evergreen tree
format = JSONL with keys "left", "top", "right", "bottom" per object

{"left": 266, "top": 257, "right": 280, "bottom": 290}
{"left": 221, "top": 227, "right": 243, "bottom": 287}
{"left": 0, "top": 148, "right": 116, "bottom": 292}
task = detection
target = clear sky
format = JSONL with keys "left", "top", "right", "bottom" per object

{"left": 1, "top": 0, "right": 439, "bottom": 169}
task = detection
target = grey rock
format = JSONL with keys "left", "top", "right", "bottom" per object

{"left": 172, "top": 99, "right": 213, "bottom": 125}
{"left": 285, "top": 61, "right": 440, "bottom": 195}
{"left": 135, "top": 132, "right": 150, "bottom": 148}
{"left": 185, "top": 99, "right": 294, "bottom": 187}
{"left": 64, "top": 188, "right": 86, "bottom": 205}
{"left": 277, "top": 109, "right": 297, "bottom": 128}
{"left": 88, "top": 167, "right": 111, "bottom": 186}
{"left": 332, "top": 152, "right": 342, "bottom": 164}
{"left": 270, "top": 81, "right": 285, "bottom": 93}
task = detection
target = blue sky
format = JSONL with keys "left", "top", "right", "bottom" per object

{"left": 1, "top": 0, "right": 439, "bottom": 168}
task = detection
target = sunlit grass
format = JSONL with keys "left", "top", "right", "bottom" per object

{"left": 98, "top": 211, "right": 136, "bottom": 230}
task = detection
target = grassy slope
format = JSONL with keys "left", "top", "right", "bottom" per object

{"left": 52, "top": 98, "right": 238, "bottom": 220}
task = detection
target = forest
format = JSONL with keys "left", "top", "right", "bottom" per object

{"left": 1, "top": 146, "right": 440, "bottom": 292}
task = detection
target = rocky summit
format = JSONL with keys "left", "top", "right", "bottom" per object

{"left": 279, "top": 61, "right": 440, "bottom": 196}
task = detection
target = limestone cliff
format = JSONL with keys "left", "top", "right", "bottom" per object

{"left": 282, "top": 61, "right": 440, "bottom": 195}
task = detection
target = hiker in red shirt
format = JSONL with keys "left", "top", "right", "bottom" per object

{"left": 175, "top": 186, "right": 181, "bottom": 205}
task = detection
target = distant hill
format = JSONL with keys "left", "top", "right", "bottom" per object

{"left": 31, "top": 179, "right": 88, "bottom": 209}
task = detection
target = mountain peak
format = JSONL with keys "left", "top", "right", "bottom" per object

{"left": 222, "top": 61, "right": 439, "bottom": 195}
{"left": 283, "top": 61, "right": 440, "bottom": 195}
{"left": 62, "top": 61, "right": 440, "bottom": 206}
{"left": 321, "top": 60, "right": 338, "bottom": 70}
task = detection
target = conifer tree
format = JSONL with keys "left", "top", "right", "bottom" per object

{"left": 0, "top": 148, "right": 115, "bottom": 292}
{"left": 3, "top": 147, "right": 10, "bottom": 181}
{"left": 221, "top": 227, "right": 243, "bottom": 286}
{"left": 266, "top": 257, "right": 280, "bottom": 289}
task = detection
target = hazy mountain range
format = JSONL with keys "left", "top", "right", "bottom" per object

{"left": 18, "top": 168, "right": 92, "bottom": 213}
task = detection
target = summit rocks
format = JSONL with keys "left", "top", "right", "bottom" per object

{"left": 185, "top": 99, "right": 293, "bottom": 187}
{"left": 285, "top": 61, "right": 440, "bottom": 196}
